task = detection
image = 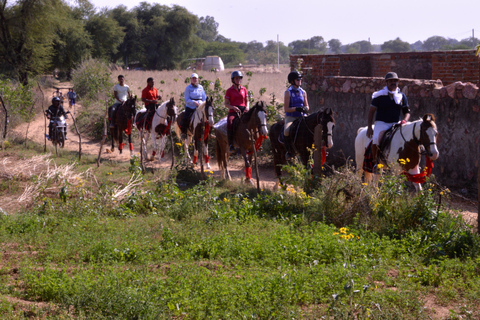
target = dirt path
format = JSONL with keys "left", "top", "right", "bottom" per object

{"left": 12, "top": 86, "right": 280, "bottom": 191}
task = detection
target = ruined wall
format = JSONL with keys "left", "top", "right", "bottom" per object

{"left": 292, "top": 50, "right": 480, "bottom": 85}
{"left": 302, "top": 76, "right": 480, "bottom": 189}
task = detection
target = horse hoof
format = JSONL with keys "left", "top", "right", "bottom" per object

{"left": 206, "top": 163, "right": 211, "bottom": 170}
{"left": 106, "top": 149, "right": 112, "bottom": 153}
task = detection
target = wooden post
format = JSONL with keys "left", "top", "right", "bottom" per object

{"left": 96, "top": 102, "right": 108, "bottom": 167}
{"left": 199, "top": 118, "right": 205, "bottom": 180}
{"left": 69, "top": 112, "right": 82, "bottom": 160}
{"left": 477, "top": 166, "right": 479, "bottom": 234}
{"left": 312, "top": 124, "right": 323, "bottom": 180}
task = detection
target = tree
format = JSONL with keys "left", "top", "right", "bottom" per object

{"left": 110, "top": 5, "right": 142, "bottom": 66}
{"left": 203, "top": 42, "right": 245, "bottom": 66}
{"left": 344, "top": 40, "right": 373, "bottom": 54}
{"left": 381, "top": 37, "right": 411, "bottom": 53}
{"left": 0, "top": 0, "right": 62, "bottom": 85}
{"left": 85, "top": 10, "right": 125, "bottom": 61}
{"left": 328, "top": 39, "right": 342, "bottom": 54}
{"left": 422, "top": 36, "right": 449, "bottom": 51}
{"left": 288, "top": 36, "right": 327, "bottom": 54}
{"left": 197, "top": 15, "right": 218, "bottom": 42}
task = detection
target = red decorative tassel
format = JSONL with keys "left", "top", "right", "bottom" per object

{"left": 245, "top": 167, "right": 252, "bottom": 179}
{"left": 129, "top": 143, "right": 133, "bottom": 151}
{"left": 124, "top": 120, "right": 132, "bottom": 135}
{"left": 162, "top": 120, "right": 172, "bottom": 136}
{"left": 203, "top": 123, "right": 211, "bottom": 141}
{"left": 321, "top": 146, "right": 327, "bottom": 166}
{"left": 193, "top": 155, "right": 198, "bottom": 164}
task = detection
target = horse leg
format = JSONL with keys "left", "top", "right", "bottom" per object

{"left": 407, "top": 165, "right": 423, "bottom": 192}
{"left": 128, "top": 134, "right": 133, "bottom": 157}
{"left": 110, "top": 128, "right": 115, "bottom": 152}
{"left": 204, "top": 140, "right": 211, "bottom": 170}
{"left": 184, "top": 136, "right": 192, "bottom": 165}
{"left": 242, "top": 151, "right": 253, "bottom": 185}
{"left": 119, "top": 131, "right": 123, "bottom": 154}
{"left": 149, "top": 131, "right": 157, "bottom": 161}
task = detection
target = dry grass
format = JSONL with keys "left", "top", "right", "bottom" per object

{"left": 115, "top": 66, "right": 291, "bottom": 108}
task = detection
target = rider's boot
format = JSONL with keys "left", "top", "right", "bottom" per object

{"left": 284, "top": 134, "right": 295, "bottom": 161}
{"left": 371, "top": 144, "right": 379, "bottom": 171}
{"left": 227, "top": 127, "right": 235, "bottom": 153}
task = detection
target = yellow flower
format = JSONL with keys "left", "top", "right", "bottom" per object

{"left": 362, "top": 183, "right": 368, "bottom": 186}
{"left": 333, "top": 232, "right": 339, "bottom": 235}
{"left": 176, "top": 142, "right": 182, "bottom": 146}
{"left": 340, "top": 227, "right": 348, "bottom": 234}
{"left": 406, "top": 158, "right": 410, "bottom": 162}
{"left": 377, "top": 163, "right": 384, "bottom": 169}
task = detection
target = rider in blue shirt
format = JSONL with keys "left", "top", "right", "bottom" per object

{"left": 180, "top": 73, "right": 207, "bottom": 140}
{"left": 284, "top": 71, "right": 309, "bottom": 161}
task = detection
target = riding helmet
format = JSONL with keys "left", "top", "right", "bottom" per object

{"left": 190, "top": 73, "right": 199, "bottom": 79}
{"left": 288, "top": 71, "right": 302, "bottom": 85}
{"left": 52, "top": 97, "right": 60, "bottom": 103}
{"left": 231, "top": 70, "right": 243, "bottom": 82}
{"left": 384, "top": 72, "right": 399, "bottom": 81}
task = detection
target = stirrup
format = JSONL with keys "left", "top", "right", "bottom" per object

{"left": 285, "top": 152, "right": 293, "bottom": 161}
{"left": 229, "top": 144, "right": 235, "bottom": 153}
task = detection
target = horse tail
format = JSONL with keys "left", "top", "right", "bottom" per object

{"left": 173, "top": 120, "right": 181, "bottom": 138}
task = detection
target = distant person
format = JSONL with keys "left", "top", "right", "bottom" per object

{"left": 141, "top": 77, "right": 162, "bottom": 112}
{"left": 67, "top": 88, "right": 77, "bottom": 108}
{"left": 110, "top": 75, "right": 132, "bottom": 128}
{"left": 283, "top": 70, "right": 309, "bottom": 161}
{"left": 46, "top": 97, "right": 68, "bottom": 140}
{"left": 366, "top": 72, "right": 410, "bottom": 162}
{"left": 180, "top": 73, "right": 206, "bottom": 140}
{"left": 53, "top": 88, "right": 64, "bottom": 106}
{"left": 224, "top": 70, "right": 249, "bottom": 153}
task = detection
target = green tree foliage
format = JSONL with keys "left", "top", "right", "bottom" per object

{"left": 344, "top": 40, "right": 373, "bottom": 54}
{"left": 71, "top": 59, "right": 113, "bottom": 103}
{"left": 110, "top": 5, "right": 142, "bottom": 66}
{"left": 0, "top": 0, "right": 63, "bottom": 85}
{"left": 422, "top": 36, "right": 449, "bottom": 51}
{"left": 196, "top": 15, "right": 219, "bottom": 42}
{"left": 288, "top": 36, "right": 327, "bottom": 54}
{"left": 203, "top": 42, "right": 245, "bottom": 66}
{"left": 328, "top": 39, "right": 342, "bottom": 54}
{"left": 85, "top": 10, "right": 125, "bottom": 61}
{"left": 134, "top": 3, "right": 200, "bottom": 69}
{"left": 381, "top": 37, "right": 411, "bottom": 53}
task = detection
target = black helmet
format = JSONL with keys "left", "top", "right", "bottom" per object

{"left": 52, "top": 97, "right": 60, "bottom": 103}
{"left": 385, "top": 72, "right": 399, "bottom": 81}
{"left": 288, "top": 71, "right": 302, "bottom": 85}
{"left": 231, "top": 70, "right": 243, "bottom": 82}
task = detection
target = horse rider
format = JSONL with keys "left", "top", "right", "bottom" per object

{"left": 46, "top": 97, "right": 68, "bottom": 140}
{"left": 180, "top": 73, "right": 206, "bottom": 140}
{"left": 224, "top": 70, "right": 249, "bottom": 153}
{"left": 110, "top": 75, "right": 132, "bottom": 128}
{"left": 366, "top": 72, "right": 410, "bottom": 162}
{"left": 283, "top": 70, "right": 309, "bottom": 161}
{"left": 141, "top": 77, "right": 162, "bottom": 113}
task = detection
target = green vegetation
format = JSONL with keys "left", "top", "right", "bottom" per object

{"left": 0, "top": 142, "right": 479, "bottom": 319}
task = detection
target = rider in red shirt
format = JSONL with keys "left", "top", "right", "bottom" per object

{"left": 224, "top": 71, "right": 249, "bottom": 153}
{"left": 141, "top": 77, "right": 162, "bottom": 112}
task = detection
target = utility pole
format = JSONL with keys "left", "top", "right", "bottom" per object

{"left": 277, "top": 34, "right": 280, "bottom": 70}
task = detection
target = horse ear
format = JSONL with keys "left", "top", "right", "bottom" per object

{"left": 423, "top": 114, "right": 433, "bottom": 122}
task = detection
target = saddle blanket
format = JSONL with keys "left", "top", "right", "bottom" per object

{"left": 213, "top": 117, "right": 227, "bottom": 136}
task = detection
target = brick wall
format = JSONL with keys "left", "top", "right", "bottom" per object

{"left": 291, "top": 50, "right": 480, "bottom": 85}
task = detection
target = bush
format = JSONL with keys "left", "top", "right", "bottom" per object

{"left": 71, "top": 59, "right": 114, "bottom": 106}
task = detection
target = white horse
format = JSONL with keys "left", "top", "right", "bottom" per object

{"left": 174, "top": 97, "right": 215, "bottom": 169}
{"left": 355, "top": 114, "right": 439, "bottom": 191}
{"left": 134, "top": 98, "right": 177, "bottom": 163}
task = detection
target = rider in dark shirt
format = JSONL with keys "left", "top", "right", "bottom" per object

{"left": 46, "top": 97, "right": 68, "bottom": 140}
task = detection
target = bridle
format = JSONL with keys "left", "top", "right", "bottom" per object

{"left": 399, "top": 121, "right": 437, "bottom": 156}
{"left": 298, "top": 111, "right": 333, "bottom": 145}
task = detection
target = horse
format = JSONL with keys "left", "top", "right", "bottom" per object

{"left": 134, "top": 97, "right": 177, "bottom": 162}
{"left": 269, "top": 108, "right": 335, "bottom": 185}
{"left": 109, "top": 96, "right": 137, "bottom": 156}
{"left": 215, "top": 101, "right": 268, "bottom": 183}
{"left": 354, "top": 114, "right": 439, "bottom": 191}
{"left": 174, "top": 97, "right": 215, "bottom": 169}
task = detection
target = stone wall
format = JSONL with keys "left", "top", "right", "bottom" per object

{"left": 301, "top": 76, "right": 480, "bottom": 189}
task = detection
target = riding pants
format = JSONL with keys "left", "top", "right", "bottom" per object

{"left": 109, "top": 102, "right": 123, "bottom": 124}
{"left": 372, "top": 121, "right": 395, "bottom": 145}
{"left": 284, "top": 115, "right": 301, "bottom": 137}
{"left": 227, "top": 107, "right": 245, "bottom": 146}
{"left": 181, "top": 107, "right": 196, "bottom": 134}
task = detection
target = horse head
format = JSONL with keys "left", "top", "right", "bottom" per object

{"left": 166, "top": 97, "right": 177, "bottom": 122}
{"left": 419, "top": 113, "right": 439, "bottom": 160}
{"left": 250, "top": 101, "right": 268, "bottom": 136}
{"left": 125, "top": 95, "right": 137, "bottom": 119}
{"left": 321, "top": 108, "right": 335, "bottom": 149}
{"left": 205, "top": 96, "right": 214, "bottom": 126}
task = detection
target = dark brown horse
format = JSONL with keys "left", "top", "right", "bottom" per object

{"left": 110, "top": 96, "right": 137, "bottom": 156}
{"left": 174, "top": 97, "right": 214, "bottom": 169}
{"left": 215, "top": 101, "right": 268, "bottom": 183}
{"left": 269, "top": 108, "right": 335, "bottom": 182}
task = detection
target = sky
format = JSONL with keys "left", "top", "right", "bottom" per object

{"left": 88, "top": 0, "right": 480, "bottom": 46}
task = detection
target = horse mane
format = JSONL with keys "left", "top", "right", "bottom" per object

{"left": 241, "top": 101, "right": 265, "bottom": 123}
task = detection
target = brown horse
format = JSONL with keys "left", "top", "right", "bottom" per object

{"left": 110, "top": 96, "right": 137, "bottom": 156}
{"left": 215, "top": 101, "right": 268, "bottom": 183}
{"left": 174, "top": 97, "right": 215, "bottom": 169}
{"left": 269, "top": 108, "right": 335, "bottom": 182}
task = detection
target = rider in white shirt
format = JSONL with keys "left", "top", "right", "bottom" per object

{"left": 110, "top": 75, "right": 132, "bottom": 128}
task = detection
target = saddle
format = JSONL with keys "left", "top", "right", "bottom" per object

{"left": 135, "top": 110, "right": 155, "bottom": 131}
{"left": 363, "top": 123, "right": 401, "bottom": 173}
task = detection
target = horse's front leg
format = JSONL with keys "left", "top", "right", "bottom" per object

{"left": 241, "top": 150, "right": 253, "bottom": 185}
{"left": 407, "top": 165, "right": 423, "bottom": 192}
{"left": 128, "top": 134, "right": 133, "bottom": 157}
{"left": 149, "top": 131, "right": 157, "bottom": 161}
{"left": 184, "top": 136, "right": 192, "bottom": 165}
{"left": 110, "top": 128, "right": 115, "bottom": 152}
{"left": 203, "top": 140, "right": 211, "bottom": 170}
{"left": 119, "top": 131, "right": 123, "bottom": 154}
